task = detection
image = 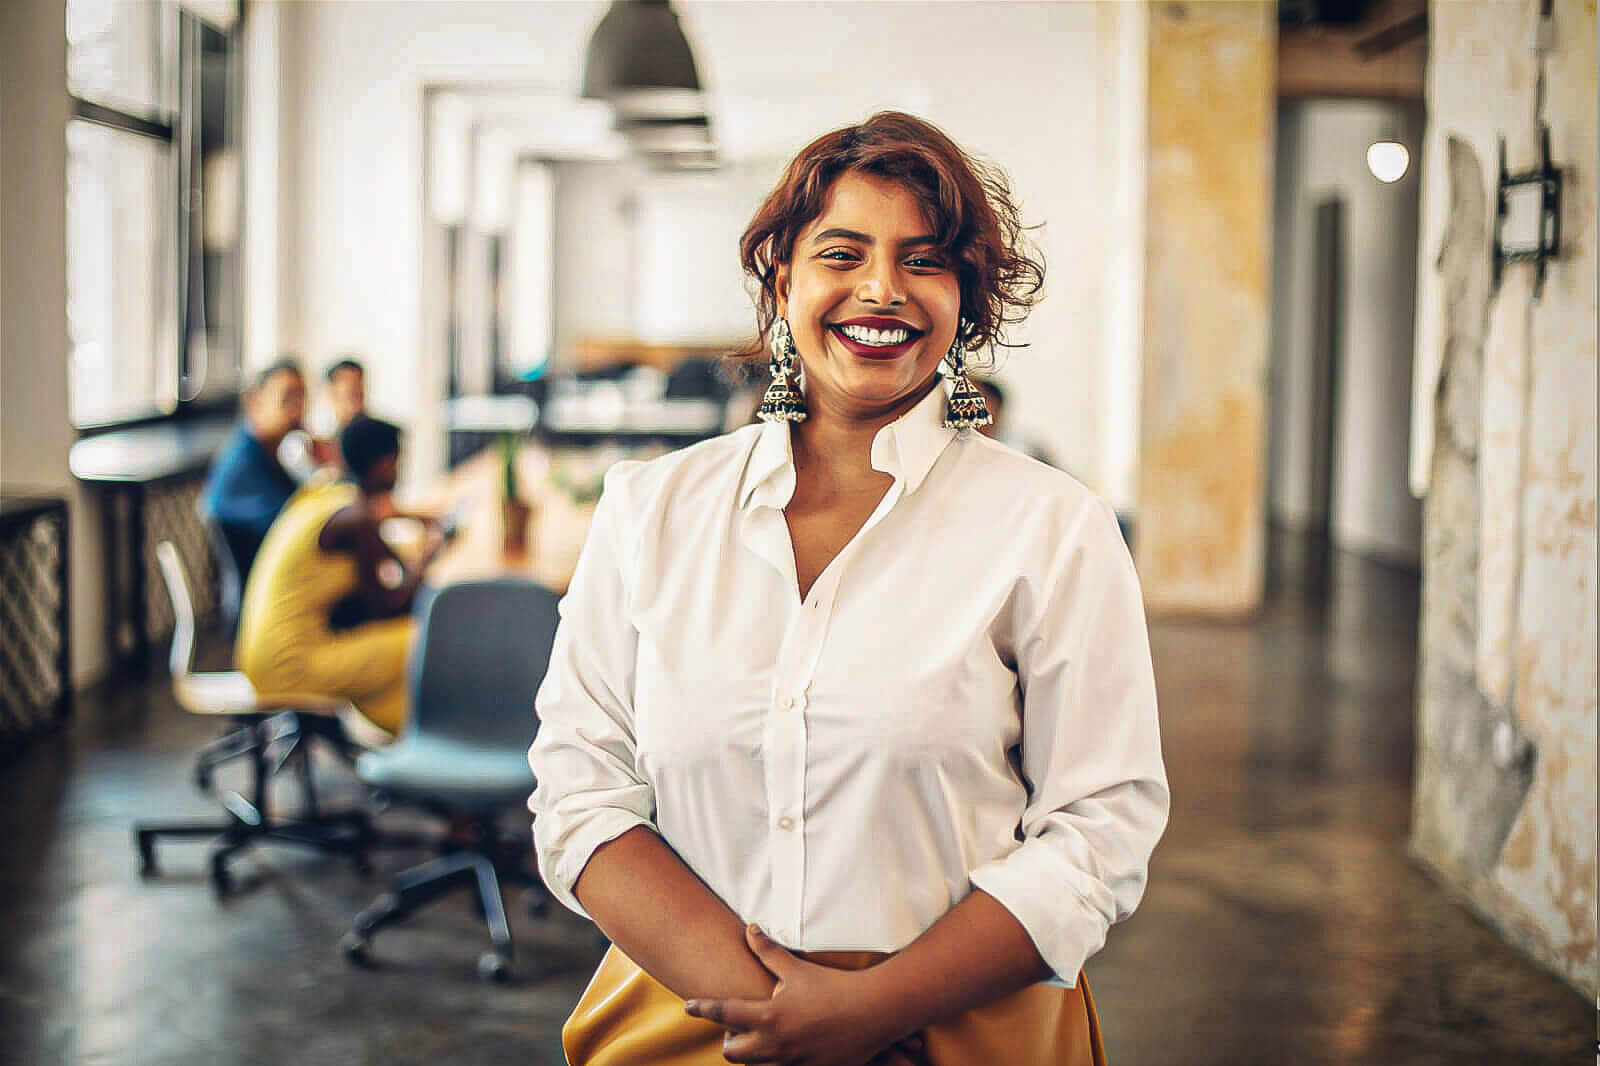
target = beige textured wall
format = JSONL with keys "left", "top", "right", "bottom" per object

{"left": 1136, "top": 1, "right": 1276, "bottom": 616}
{"left": 1410, "top": 0, "right": 1597, "bottom": 999}
{"left": 0, "top": 0, "right": 109, "bottom": 687}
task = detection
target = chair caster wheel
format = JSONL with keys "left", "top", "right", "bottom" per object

{"left": 136, "top": 832, "right": 157, "bottom": 877}
{"left": 477, "top": 951, "right": 512, "bottom": 983}
{"left": 194, "top": 765, "right": 213, "bottom": 792}
{"left": 341, "top": 932, "right": 373, "bottom": 966}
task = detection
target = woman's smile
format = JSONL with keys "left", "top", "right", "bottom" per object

{"left": 828, "top": 316, "right": 925, "bottom": 360}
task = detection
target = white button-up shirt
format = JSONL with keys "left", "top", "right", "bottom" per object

{"left": 528, "top": 384, "right": 1169, "bottom": 983}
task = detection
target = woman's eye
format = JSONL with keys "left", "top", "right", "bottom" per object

{"left": 819, "top": 248, "right": 859, "bottom": 262}
{"left": 906, "top": 256, "right": 946, "bottom": 270}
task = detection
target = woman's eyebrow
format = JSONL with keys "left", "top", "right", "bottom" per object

{"left": 810, "top": 227, "right": 939, "bottom": 247}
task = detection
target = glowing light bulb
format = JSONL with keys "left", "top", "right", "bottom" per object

{"left": 1367, "top": 141, "right": 1410, "bottom": 183}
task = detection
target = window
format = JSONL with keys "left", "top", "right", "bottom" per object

{"left": 65, "top": 0, "right": 241, "bottom": 428}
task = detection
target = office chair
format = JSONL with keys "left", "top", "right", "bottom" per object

{"left": 340, "top": 578, "right": 555, "bottom": 982}
{"left": 201, "top": 509, "right": 246, "bottom": 639}
{"left": 134, "top": 541, "right": 373, "bottom": 893}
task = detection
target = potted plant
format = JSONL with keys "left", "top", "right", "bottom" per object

{"left": 499, "top": 432, "right": 532, "bottom": 555}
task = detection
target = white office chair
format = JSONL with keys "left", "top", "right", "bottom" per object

{"left": 134, "top": 541, "right": 374, "bottom": 893}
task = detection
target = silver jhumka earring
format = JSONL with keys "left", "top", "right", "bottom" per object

{"left": 942, "top": 328, "right": 992, "bottom": 431}
{"left": 757, "top": 318, "right": 807, "bottom": 423}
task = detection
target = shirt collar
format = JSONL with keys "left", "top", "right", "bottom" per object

{"left": 739, "top": 380, "right": 956, "bottom": 511}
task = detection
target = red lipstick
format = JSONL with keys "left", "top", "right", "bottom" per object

{"left": 828, "top": 317, "right": 924, "bottom": 361}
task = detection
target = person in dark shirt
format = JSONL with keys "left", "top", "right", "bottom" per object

{"left": 295, "top": 357, "right": 369, "bottom": 469}
{"left": 326, "top": 357, "right": 367, "bottom": 431}
{"left": 202, "top": 358, "right": 308, "bottom": 578}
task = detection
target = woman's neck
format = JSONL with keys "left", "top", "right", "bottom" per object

{"left": 791, "top": 376, "right": 939, "bottom": 486}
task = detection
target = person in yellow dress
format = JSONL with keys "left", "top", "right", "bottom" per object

{"left": 236, "top": 415, "right": 447, "bottom": 735}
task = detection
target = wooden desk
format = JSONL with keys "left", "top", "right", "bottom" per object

{"left": 396, "top": 444, "right": 601, "bottom": 595}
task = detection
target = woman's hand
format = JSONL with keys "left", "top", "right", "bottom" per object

{"left": 415, "top": 519, "right": 449, "bottom": 568}
{"left": 684, "top": 925, "right": 923, "bottom": 1066}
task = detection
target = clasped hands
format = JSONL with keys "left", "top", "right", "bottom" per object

{"left": 684, "top": 925, "right": 927, "bottom": 1066}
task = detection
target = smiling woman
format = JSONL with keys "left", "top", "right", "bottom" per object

{"left": 529, "top": 111, "right": 1166, "bottom": 1066}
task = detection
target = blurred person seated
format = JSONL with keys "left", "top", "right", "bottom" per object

{"left": 203, "top": 358, "right": 308, "bottom": 580}
{"left": 325, "top": 356, "right": 368, "bottom": 430}
{"left": 284, "top": 356, "right": 369, "bottom": 474}
{"left": 235, "top": 416, "right": 448, "bottom": 736}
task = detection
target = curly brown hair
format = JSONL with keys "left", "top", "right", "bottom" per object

{"left": 733, "top": 111, "right": 1044, "bottom": 374}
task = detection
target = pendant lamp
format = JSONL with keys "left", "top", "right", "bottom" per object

{"left": 581, "top": 0, "right": 702, "bottom": 110}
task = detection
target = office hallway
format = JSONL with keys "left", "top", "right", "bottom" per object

{"left": 0, "top": 542, "right": 1591, "bottom": 1066}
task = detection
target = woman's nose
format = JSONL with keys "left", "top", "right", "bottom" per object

{"left": 856, "top": 261, "right": 906, "bottom": 306}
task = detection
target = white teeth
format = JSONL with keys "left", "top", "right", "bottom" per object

{"left": 838, "top": 324, "right": 911, "bottom": 346}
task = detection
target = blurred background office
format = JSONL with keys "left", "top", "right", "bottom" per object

{"left": 0, "top": 0, "right": 1593, "bottom": 1064}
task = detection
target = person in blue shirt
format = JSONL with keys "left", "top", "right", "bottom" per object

{"left": 203, "top": 358, "right": 308, "bottom": 579}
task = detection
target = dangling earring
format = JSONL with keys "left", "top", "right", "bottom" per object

{"left": 758, "top": 318, "right": 808, "bottom": 423}
{"left": 942, "top": 329, "right": 992, "bottom": 430}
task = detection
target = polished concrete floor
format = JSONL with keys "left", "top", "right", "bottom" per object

{"left": 0, "top": 543, "right": 1592, "bottom": 1065}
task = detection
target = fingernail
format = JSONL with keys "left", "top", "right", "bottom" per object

{"left": 683, "top": 1000, "right": 701, "bottom": 1015}
{"left": 747, "top": 923, "right": 764, "bottom": 937}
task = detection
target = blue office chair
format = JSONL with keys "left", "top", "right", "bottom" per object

{"left": 340, "top": 578, "right": 556, "bottom": 981}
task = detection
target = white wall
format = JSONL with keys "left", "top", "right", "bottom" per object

{"left": 1269, "top": 98, "right": 1424, "bottom": 564}
{"left": 548, "top": 161, "right": 643, "bottom": 360}
{"left": 274, "top": 0, "right": 1147, "bottom": 507}
{"left": 242, "top": 1, "right": 283, "bottom": 369}
{"left": 548, "top": 157, "right": 783, "bottom": 358}
{"left": 275, "top": 0, "right": 603, "bottom": 483}
{"left": 0, "top": 0, "right": 108, "bottom": 686}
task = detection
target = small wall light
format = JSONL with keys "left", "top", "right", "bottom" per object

{"left": 1366, "top": 139, "right": 1410, "bottom": 183}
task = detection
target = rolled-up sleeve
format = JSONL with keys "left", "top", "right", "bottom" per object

{"left": 968, "top": 498, "right": 1170, "bottom": 984}
{"left": 528, "top": 465, "right": 657, "bottom": 919}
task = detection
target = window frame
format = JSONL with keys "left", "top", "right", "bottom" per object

{"left": 66, "top": 2, "right": 245, "bottom": 438}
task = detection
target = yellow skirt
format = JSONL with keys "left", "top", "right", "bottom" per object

{"left": 563, "top": 945, "right": 1107, "bottom": 1066}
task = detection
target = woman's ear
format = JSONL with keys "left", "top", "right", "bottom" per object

{"left": 775, "top": 266, "right": 790, "bottom": 319}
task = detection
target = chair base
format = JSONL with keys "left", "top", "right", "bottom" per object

{"left": 341, "top": 816, "right": 547, "bottom": 982}
{"left": 135, "top": 711, "right": 375, "bottom": 894}
{"left": 136, "top": 810, "right": 371, "bottom": 894}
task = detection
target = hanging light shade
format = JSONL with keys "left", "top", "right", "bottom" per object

{"left": 581, "top": 0, "right": 702, "bottom": 106}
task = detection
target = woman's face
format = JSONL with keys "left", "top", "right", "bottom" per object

{"left": 777, "top": 170, "right": 961, "bottom": 419}
{"left": 364, "top": 453, "right": 399, "bottom": 499}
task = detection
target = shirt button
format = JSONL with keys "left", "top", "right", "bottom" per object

{"left": 778, "top": 695, "right": 794, "bottom": 711}
{"left": 776, "top": 815, "right": 795, "bottom": 831}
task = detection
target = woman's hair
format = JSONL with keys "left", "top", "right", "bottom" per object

{"left": 734, "top": 111, "right": 1044, "bottom": 372}
{"left": 339, "top": 414, "right": 401, "bottom": 482}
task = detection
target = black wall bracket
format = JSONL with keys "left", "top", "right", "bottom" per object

{"left": 1492, "top": 125, "right": 1564, "bottom": 298}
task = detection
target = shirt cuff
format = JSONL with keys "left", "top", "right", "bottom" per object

{"left": 538, "top": 810, "right": 657, "bottom": 921}
{"left": 968, "top": 843, "right": 1109, "bottom": 986}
